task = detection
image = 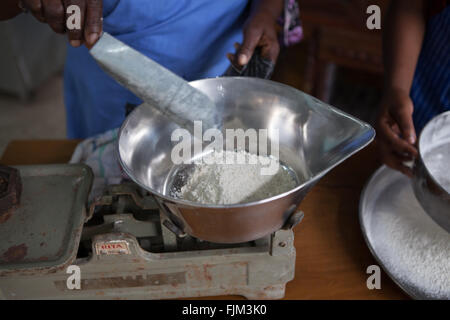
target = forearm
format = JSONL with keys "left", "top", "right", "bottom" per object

{"left": 383, "top": 0, "right": 425, "bottom": 94}
{"left": 0, "top": 0, "right": 22, "bottom": 21}
{"left": 250, "top": 0, "right": 284, "bottom": 20}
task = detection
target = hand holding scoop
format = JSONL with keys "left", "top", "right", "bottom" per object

{"left": 89, "top": 33, "right": 219, "bottom": 133}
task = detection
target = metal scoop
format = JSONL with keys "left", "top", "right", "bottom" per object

{"left": 89, "top": 33, "right": 219, "bottom": 132}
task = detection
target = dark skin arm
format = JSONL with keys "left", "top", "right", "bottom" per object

{"left": 0, "top": 0, "right": 103, "bottom": 48}
{"left": 376, "top": 0, "right": 425, "bottom": 177}
{"left": 228, "top": 0, "right": 283, "bottom": 68}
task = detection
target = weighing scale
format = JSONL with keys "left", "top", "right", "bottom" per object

{"left": 0, "top": 164, "right": 301, "bottom": 299}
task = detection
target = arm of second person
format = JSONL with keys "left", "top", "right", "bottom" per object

{"left": 383, "top": 0, "right": 425, "bottom": 100}
{"left": 377, "top": 0, "right": 425, "bottom": 176}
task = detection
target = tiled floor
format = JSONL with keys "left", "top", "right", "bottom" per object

{"left": 0, "top": 74, "right": 66, "bottom": 157}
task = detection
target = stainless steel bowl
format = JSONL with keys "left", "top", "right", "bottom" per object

{"left": 118, "top": 77, "right": 375, "bottom": 243}
{"left": 413, "top": 111, "right": 450, "bottom": 233}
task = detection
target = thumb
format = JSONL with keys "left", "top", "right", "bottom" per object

{"left": 392, "top": 99, "right": 416, "bottom": 144}
{"left": 237, "top": 29, "right": 261, "bottom": 66}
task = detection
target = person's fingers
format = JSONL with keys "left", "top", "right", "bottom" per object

{"left": 84, "top": 0, "right": 103, "bottom": 47}
{"left": 226, "top": 53, "right": 235, "bottom": 63}
{"left": 64, "top": 0, "right": 86, "bottom": 46}
{"left": 378, "top": 137, "right": 413, "bottom": 162}
{"left": 237, "top": 27, "right": 261, "bottom": 66}
{"left": 390, "top": 98, "right": 417, "bottom": 144}
{"left": 393, "top": 150, "right": 415, "bottom": 162}
{"left": 259, "top": 33, "right": 280, "bottom": 63}
{"left": 378, "top": 118, "right": 418, "bottom": 157}
{"left": 381, "top": 148, "right": 413, "bottom": 177}
{"left": 228, "top": 43, "right": 242, "bottom": 67}
{"left": 41, "top": 0, "right": 65, "bottom": 34}
{"left": 390, "top": 161, "right": 413, "bottom": 177}
{"left": 23, "top": 0, "right": 46, "bottom": 22}
{"left": 385, "top": 158, "right": 413, "bottom": 177}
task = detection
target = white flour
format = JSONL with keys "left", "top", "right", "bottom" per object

{"left": 370, "top": 177, "right": 450, "bottom": 299}
{"left": 423, "top": 142, "right": 450, "bottom": 193}
{"left": 177, "top": 150, "right": 297, "bottom": 205}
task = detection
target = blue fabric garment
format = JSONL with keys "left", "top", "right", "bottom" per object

{"left": 411, "top": 6, "right": 450, "bottom": 133}
{"left": 64, "top": 0, "right": 249, "bottom": 138}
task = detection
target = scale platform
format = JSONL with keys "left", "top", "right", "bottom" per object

{"left": 0, "top": 165, "right": 299, "bottom": 300}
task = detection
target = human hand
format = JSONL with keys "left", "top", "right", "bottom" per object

{"left": 20, "top": 0, "right": 102, "bottom": 48}
{"left": 227, "top": 7, "right": 280, "bottom": 68}
{"left": 376, "top": 88, "right": 418, "bottom": 177}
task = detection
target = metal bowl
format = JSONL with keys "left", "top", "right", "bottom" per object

{"left": 118, "top": 77, "right": 375, "bottom": 243}
{"left": 412, "top": 111, "right": 450, "bottom": 233}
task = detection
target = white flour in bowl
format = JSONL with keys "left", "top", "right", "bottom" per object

{"left": 177, "top": 150, "right": 297, "bottom": 205}
{"left": 423, "top": 142, "right": 450, "bottom": 193}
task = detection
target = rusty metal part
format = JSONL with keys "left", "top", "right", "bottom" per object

{"left": 0, "top": 165, "right": 22, "bottom": 223}
{"left": 282, "top": 210, "right": 304, "bottom": 230}
{"left": 0, "top": 182, "right": 297, "bottom": 299}
{"left": 2, "top": 244, "right": 28, "bottom": 263}
{"left": 0, "top": 230, "right": 295, "bottom": 299}
{"left": 0, "top": 164, "right": 93, "bottom": 275}
{"left": 162, "top": 219, "right": 187, "bottom": 238}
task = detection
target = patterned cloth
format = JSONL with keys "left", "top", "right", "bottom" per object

{"left": 279, "top": 0, "right": 303, "bottom": 47}
{"left": 69, "top": 128, "right": 124, "bottom": 202}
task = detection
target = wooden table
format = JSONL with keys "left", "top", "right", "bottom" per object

{"left": 0, "top": 140, "right": 408, "bottom": 299}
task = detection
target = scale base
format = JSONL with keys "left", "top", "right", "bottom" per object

{"left": 0, "top": 229, "right": 295, "bottom": 300}
{"left": 0, "top": 184, "right": 297, "bottom": 300}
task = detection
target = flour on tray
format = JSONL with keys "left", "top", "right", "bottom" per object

{"left": 370, "top": 180, "right": 450, "bottom": 299}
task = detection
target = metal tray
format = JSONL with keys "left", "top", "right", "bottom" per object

{"left": 0, "top": 164, "right": 92, "bottom": 273}
{"left": 359, "top": 166, "right": 450, "bottom": 300}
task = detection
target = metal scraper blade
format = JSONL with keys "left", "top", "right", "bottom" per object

{"left": 90, "top": 32, "right": 220, "bottom": 133}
